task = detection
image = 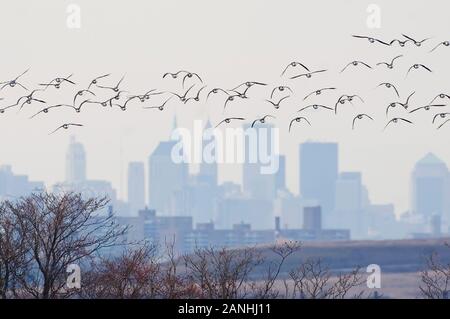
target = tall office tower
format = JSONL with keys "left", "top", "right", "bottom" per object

{"left": 242, "top": 123, "right": 277, "bottom": 200}
{"left": 181, "top": 121, "right": 220, "bottom": 224}
{"left": 299, "top": 142, "right": 338, "bottom": 221}
{"left": 127, "top": 161, "right": 145, "bottom": 215}
{"left": 275, "top": 154, "right": 286, "bottom": 192}
{"left": 198, "top": 120, "right": 218, "bottom": 186}
{"left": 334, "top": 172, "right": 365, "bottom": 238}
{"left": 66, "top": 136, "right": 86, "bottom": 183}
{"left": 148, "top": 141, "right": 188, "bottom": 214}
{"left": 412, "top": 153, "right": 450, "bottom": 222}
{"left": 303, "top": 206, "right": 322, "bottom": 231}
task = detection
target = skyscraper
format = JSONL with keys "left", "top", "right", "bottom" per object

{"left": 412, "top": 153, "right": 450, "bottom": 222}
{"left": 299, "top": 142, "right": 338, "bottom": 220}
{"left": 59, "top": 138, "right": 121, "bottom": 215}
{"left": 303, "top": 206, "right": 322, "bottom": 231}
{"left": 197, "top": 120, "right": 218, "bottom": 186}
{"left": 180, "top": 120, "right": 220, "bottom": 224}
{"left": 66, "top": 136, "right": 86, "bottom": 183}
{"left": 148, "top": 116, "right": 188, "bottom": 214}
{"left": 275, "top": 154, "right": 286, "bottom": 192}
{"left": 148, "top": 141, "right": 188, "bottom": 214}
{"left": 127, "top": 161, "right": 145, "bottom": 215}
{"left": 334, "top": 172, "right": 365, "bottom": 238}
{"left": 243, "top": 123, "right": 277, "bottom": 200}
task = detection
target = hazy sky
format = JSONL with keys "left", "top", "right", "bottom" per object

{"left": 1, "top": 0, "right": 450, "bottom": 215}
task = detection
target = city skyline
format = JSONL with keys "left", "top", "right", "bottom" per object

{"left": 1, "top": 1, "right": 450, "bottom": 221}
{"left": 1, "top": 0, "right": 450, "bottom": 303}
{"left": 1, "top": 132, "right": 448, "bottom": 217}
{"left": 1, "top": 132, "right": 449, "bottom": 240}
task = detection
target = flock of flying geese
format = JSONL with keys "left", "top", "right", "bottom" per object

{"left": 0, "top": 34, "right": 449, "bottom": 134}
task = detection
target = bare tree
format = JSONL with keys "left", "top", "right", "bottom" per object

{"left": 2, "top": 191, "right": 424, "bottom": 300}
{"left": 159, "top": 239, "right": 192, "bottom": 299}
{"left": 79, "top": 243, "right": 161, "bottom": 299}
{"left": 79, "top": 238, "right": 207, "bottom": 299}
{"left": 79, "top": 240, "right": 301, "bottom": 299}
{"left": 183, "top": 245, "right": 264, "bottom": 299}
{"left": 0, "top": 203, "right": 29, "bottom": 299}
{"left": 420, "top": 250, "right": 450, "bottom": 299}
{"left": 287, "top": 258, "right": 365, "bottom": 299}
{"left": 5, "top": 192, "right": 126, "bottom": 299}
{"left": 254, "top": 241, "right": 301, "bottom": 299}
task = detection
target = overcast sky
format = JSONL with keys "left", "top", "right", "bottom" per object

{"left": 1, "top": 0, "right": 449, "bottom": 215}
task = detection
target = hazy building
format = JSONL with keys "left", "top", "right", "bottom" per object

{"left": 334, "top": 172, "right": 365, "bottom": 237}
{"left": 278, "top": 206, "right": 350, "bottom": 242}
{"left": 166, "top": 167, "right": 218, "bottom": 221}
{"left": 54, "top": 138, "right": 120, "bottom": 215}
{"left": 275, "top": 154, "right": 286, "bottom": 192}
{"left": 185, "top": 222, "right": 275, "bottom": 251}
{"left": 168, "top": 187, "right": 192, "bottom": 217}
{"left": 66, "top": 136, "right": 86, "bottom": 183}
{"left": 115, "top": 215, "right": 145, "bottom": 243}
{"left": 180, "top": 120, "right": 220, "bottom": 223}
{"left": 366, "top": 204, "right": 398, "bottom": 239}
{"left": 303, "top": 206, "right": 322, "bottom": 231}
{"left": 300, "top": 142, "right": 338, "bottom": 220}
{"left": 184, "top": 179, "right": 217, "bottom": 224}
{"left": 411, "top": 153, "right": 450, "bottom": 223}
{"left": 83, "top": 180, "right": 117, "bottom": 199}
{"left": 274, "top": 190, "right": 302, "bottom": 229}
{"left": 216, "top": 196, "right": 273, "bottom": 230}
{"left": 0, "top": 165, "right": 44, "bottom": 199}
{"left": 139, "top": 207, "right": 193, "bottom": 253}
{"left": 274, "top": 190, "right": 306, "bottom": 229}
{"left": 148, "top": 140, "right": 188, "bottom": 214}
{"left": 335, "top": 172, "right": 362, "bottom": 211}
{"left": 127, "top": 161, "right": 145, "bottom": 215}
{"left": 398, "top": 211, "right": 429, "bottom": 238}
{"left": 361, "top": 185, "right": 371, "bottom": 209}
{"left": 217, "top": 182, "right": 241, "bottom": 198}
{"left": 197, "top": 120, "right": 218, "bottom": 186}
{"left": 430, "top": 214, "right": 442, "bottom": 237}
{"left": 53, "top": 179, "right": 119, "bottom": 216}
{"left": 113, "top": 199, "right": 131, "bottom": 217}
{"left": 242, "top": 124, "right": 277, "bottom": 200}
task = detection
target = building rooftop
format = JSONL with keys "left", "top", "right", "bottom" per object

{"left": 416, "top": 153, "right": 447, "bottom": 169}
{"left": 416, "top": 153, "right": 447, "bottom": 167}
{"left": 151, "top": 140, "right": 178, "bottom": 156}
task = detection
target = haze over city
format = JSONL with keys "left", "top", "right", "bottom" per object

{"left": 1, "top": 0, "right": 450, "bottom": 218}
{"left": 2, "top": 0, "right": 450, "bottom": 305}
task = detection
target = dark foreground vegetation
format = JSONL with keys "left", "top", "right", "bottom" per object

{"left": 0, "top": 192, "right": 448, "bottom": 299}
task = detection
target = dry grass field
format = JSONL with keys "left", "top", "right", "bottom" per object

{"left": 251, "top": 238, "right": 450, "bottom": 298}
